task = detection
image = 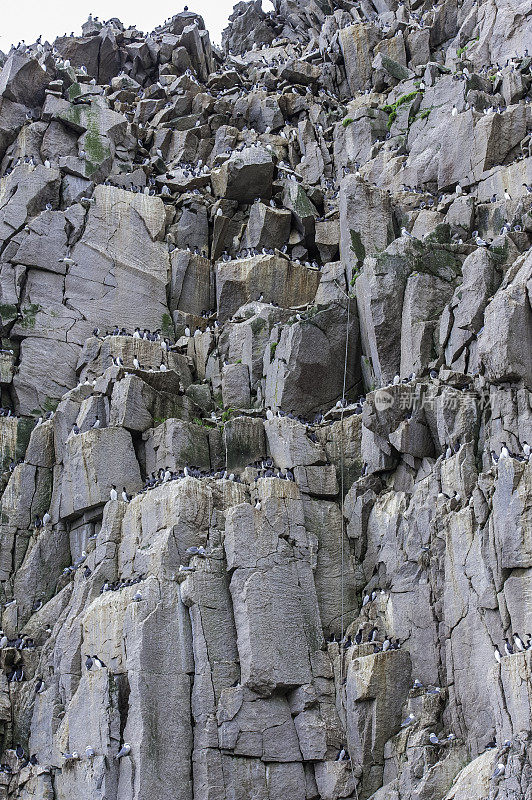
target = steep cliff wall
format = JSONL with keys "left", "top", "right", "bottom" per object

{"left": 0, "top": 2, "right": 530, "bottom": 799}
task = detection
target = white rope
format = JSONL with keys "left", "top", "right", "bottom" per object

{"left": 340, "top": 297, "right": 350, "bottom": 644}
{"left": 337, "top": 289, "right": 351, "bottom": 683}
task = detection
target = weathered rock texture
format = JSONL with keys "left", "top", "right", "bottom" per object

{"left": 0, "top": 2, "right": 530, "bottom": 800}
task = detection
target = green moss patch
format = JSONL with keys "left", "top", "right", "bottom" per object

{"left": 350, "top": 230, "right": 366, "bottom": 264}
{"left": 20, "top": 304, "right": 42, "bottom": 329}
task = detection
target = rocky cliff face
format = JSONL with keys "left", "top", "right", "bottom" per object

{"left": 0, "top": 2, "right": 530, "bottom": 799}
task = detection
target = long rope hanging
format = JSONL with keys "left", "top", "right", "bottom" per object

{"left": 340, "top": 292, "right": 361, "bottom": 799}
{"left": 340, "top": 293, "right": 351, "bottom": 678}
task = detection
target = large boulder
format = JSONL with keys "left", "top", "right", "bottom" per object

{"left": 356, "top": 237, "right": 461, "bottom": 385}
{"left": 346, "top": 649, "right": 412, "bottom": 798}
{"left": 224, "top": 480, "right": 323, "bottom": 696}
{"left": 13, "top": 210, "right": 70, "bottom": 274}
{"left": 211, "top": 146, "right": 274, "bottom": 203}
{"left": 339, "top": 176, "right": 394, "bottom": 271}
{"left": 144, "top": 419, "right": 212, "bottom": 475}
{"left": 243, "top": 202, "right": 291, "bottom": 251}
{"left": 441, "top": 247, "right": 500, "bottom": 369}
{"left": 60, "top": 427, "right": 142, "bottom": 518}
{"left": 222, "top": 0, "right": 275, "bottom": 54}
{"left": 0, "top": 98, "right": 28, "bottom": 160}
{"left": 64, "top": 186, "right": 171, "bottom": 341}
{"left": 222, "top": 303, "right": 291, "bottom": 389}
{"left": 170, "top": 251, "right": 214, "bottom": 317}
{"left": 265, "top": 302, "right": 361, "bottom": 416}
{"left": 264, "top": 417, "right": 326, "bottom": 471}
{"left": 0, "top": 52, "right": 51, "bottom": 107}
{"left": 339, "top": 24, "right": 379, "bottom": 93}
{"left": 58, "top": 96, "right": 129, "bottom": 178}
{"left": 54, "top": 28, "right": 122, "bottom": 84}
{"left": 216, "top": 254, "right": 320, "bottom": 322}
{"left": 0, "top": 163, "right": 61, "bottom": 243}
{"left": 478, "top": 252, "right": 532, "bottom": 388}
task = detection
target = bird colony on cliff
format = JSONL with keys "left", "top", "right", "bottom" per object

{"left": 0, "top": 0, "right": 530, "bottom": 798}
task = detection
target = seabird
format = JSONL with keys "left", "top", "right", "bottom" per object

{"left": 85, "top": 747, "right": 96, "bottom": 758}
{"left": 494, "top": 646, "right": 502, "bottom": 663}
{"left": 116, "top": 743, "right": 131, "bottom": 759}
{"left": 513, "top": 633, "right": 525, "bottom": 652}
{"left": 109, "top": 486, "right": 118, "bottom": 501}
{"left": 493, "top": 762, "right": 505, "bottom": 778}
{"left": 429, "top": 733, "right": 439, "bottom": 745}
{"left": 186, "top": 546, "right": 208, "bottom": 557}
{"left": 400, "top": 714, "right": 415, "bottom": 728}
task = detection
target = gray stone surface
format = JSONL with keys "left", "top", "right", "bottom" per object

{"left": 265, "top": 302, "right": 361, "bottom": 417}
{"left": 211, "top": 147, "right": 274, "bottom": 203}
{"left": 60, "top": 427, "right": 142, "bottom": 518}
{"left": 339, "top": 176, "right": 394, "bottom": 271}
{"left": 0, "top": 5, "right": 531, "bottom": 800}
{"left": 215, "top": 254, "right": 320, "bottom": 322}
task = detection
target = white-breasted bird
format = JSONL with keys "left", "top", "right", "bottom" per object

{"left": 116, "top": 743, "right": 131, "bottom": 759}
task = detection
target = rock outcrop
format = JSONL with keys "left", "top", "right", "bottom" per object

{"left": 0, "top": 2, "right": 530, "bottom": 800}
